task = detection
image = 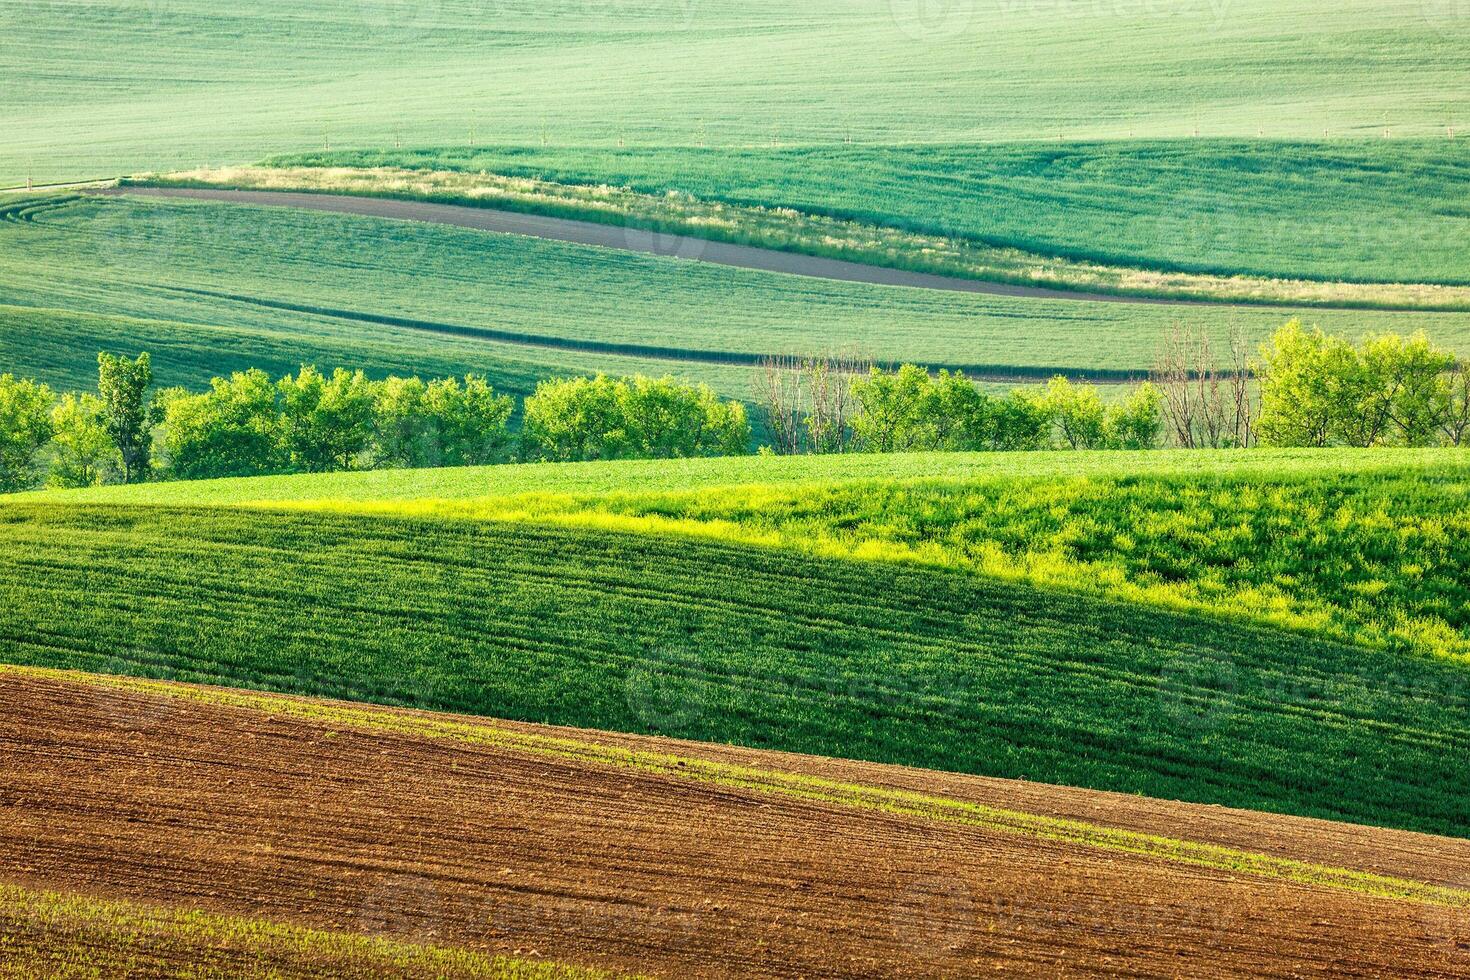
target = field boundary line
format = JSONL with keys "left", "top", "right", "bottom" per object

{"left": 150, "top": 283, "right": 1147, "bottom": 382}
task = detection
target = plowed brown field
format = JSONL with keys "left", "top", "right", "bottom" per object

{"left": 2, "top": 667, "right": 1467, "bottom": 978}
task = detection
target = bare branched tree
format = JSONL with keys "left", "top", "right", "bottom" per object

{"left": 758, "top": 348, "right": 871, "bottom": 454}
{"left": 806, "top": 347, "right": 870, "bottom": 454}
{"left": 1151, "top": 324, "right": 1255, "bottom": 448}
{"left": 758, "top": 354, "right": 805, "bottom": 455}
{"left": 1152, "top": 324, "right": 1199, "bottom": 448}
{"left": 1226, "top": 325, "right": 1256, "bottom": 448}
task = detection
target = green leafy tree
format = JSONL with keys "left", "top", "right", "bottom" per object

{"left": 162, "top": 369, "right": 286, "bottom": 479}
{"left": 989, "top": 388, "right": 1054, "bottom": 451}
{"left": 922, "top": 370, "right": 995, "bottom": 450}
{"left": 522, "top": 374, "right": 747, "bottom": 462}
{"left": 851, "top": 366, "right": 999, "bottom": 453}
{"left": 1255, "top": 321, "right": 1352, "bottom": 448}
{"left": 373, "top": 374, "right": 514, "bottom": 468}
{"left": 372, "top": 375, "right": 431, "bottom": 468}
{"left": 1042, "top": 376, "right": 1107, "bottom": 450}
{"left": 48, "top": 392, "right": 116, "bottom": 488}
{"left": 277, "top": 366, "right": 376, "bottom": 471}
{"left": 1349, "top": 332, "right": 1455, "bottom": 447}
{"left": 1104, "top": 382, "right": 1164, "bottom": 450}
{"left": 0, "top": 374, "right": 55, "bottom": 492}
{"left": 1439, "top": 364, "right": 1470, "bottom": 447}
{"left": 424, "top": 375, "right": 516, "bottom": 466}
{"left": 1257, "top": 323, "right": 1458, "bottom": 448}
{"left": 851, "top": 365, "right": 936, "bottom": 452}
{"left": 97, "top": 351, "right": 154, "bottom": 482}
{"left": 618, "top": 375, "right": 745, "bottom": 459}
{"left": 521, "top": 375, "right": 631, "bottom": 462}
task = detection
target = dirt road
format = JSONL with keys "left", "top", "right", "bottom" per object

{"left": 2, "top": 668, "right": 1467, "bottom": 978}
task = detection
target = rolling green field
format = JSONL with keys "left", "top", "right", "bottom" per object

{"left": 7, "top": 449, "right": 1470, "bottom": 838}
{"left": 4, "top": 502, "right": 1470, "bottom": 838}
{"left": 5, "top": 0, "right": 1468, "bottom": 398}
{"left": 5, "top": 1, "right": 1468, "bottom": 397}
{"left": 4, "top": 0, "right": 1467, "bottom": 187}
{"left": 27, "top": 447, "right": 1470, "bottom": 660}
{"left": 7, "top": 0, "right": 1470, "bottom": 966}
{"left": 6, "top": 194, "right": 1470, "bottom": 401}
{"left": 3, "top": 0, "right": 1469, "bottom": 860}
{"left": 276, "top": 140, "right": 1470, "bottom": 286}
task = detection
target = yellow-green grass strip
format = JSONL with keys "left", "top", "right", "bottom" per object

{"left": 238, "top": 456, "right": 1470, "bottom": 665}
{"left": 0, "top": 880, "right": 633, "bottom": 980}
{"left": 17, "top": 664, "right": 1470, "bottom": 912}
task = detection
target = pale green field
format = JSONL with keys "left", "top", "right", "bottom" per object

{"left": 279, "top": 141, "right": 1470, "bottom": 287}
{"left": 6, "top": 194, "right": 1470, "bottom": 400}
{"left": 4, "top": 0, "right": 1467, "bottom": 396}
{"left": 4, "top": 0, "right": 1468, "bottom": 187}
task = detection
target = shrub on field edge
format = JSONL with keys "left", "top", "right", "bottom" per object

{"left": 521, "top": 374, "right": 749, "bottom": 462}
{"left": 0, "top": 374, "right": 55, "bottom": 492}
{"left": 47, "top": 392, "right": 116, "bottom": 488}
{"left": 1256, "top": 321, "right": 1462, "bottom": 448}
{"left": 374, "top": 374, "right": 515, "bottom": 469}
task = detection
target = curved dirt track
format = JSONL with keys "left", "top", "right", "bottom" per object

{"left": 96, "top": 186, "right": 1194, "bottom": 306}
{"left": 3, "top": 668, "right": 1468, "bottom": 978}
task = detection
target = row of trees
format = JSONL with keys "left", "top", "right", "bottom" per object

{"left": 521, "top": 373, "right": 749, "bottom": 462}
{"left": 759, "top": 356, "right": 1163, "bottom": 456}
{"left": 0, "top": 357, "right": 750, "bottom": 489}
{"left": 762, "top": 322, "right": 1470, "bottom": 458}
{"left": 1255, "top": 321, "right": 1470, "bottom": 448}
{"left": 164, "top": 367, "right": 516, "bottom": 479}
{"left": 2, "top": 322, "right": 1466, "bottom": 491}
{"left": 0, "top": 352, "right": 158, "bottom": 492}
{"left": 1150, "top": 321, "right": 1470, "bottom": 449}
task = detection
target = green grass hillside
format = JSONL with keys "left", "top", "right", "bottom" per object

{"left": 4, "top": 0, "right": 1467, "bottom": 186}
{"left": 277, "top": 141, "right": 1470, "bottom": 286}
{"left": 6, "top": 195, "right": 1470, "bottom": 397}
{"left": 30, "top": 447, "right": 1470, "bottom": 661}
{"left": 3, "top": 501, "right": 1468, "bottom": 839}
{"left": 7, "top": 449, "right": 1470, "bottom": 838}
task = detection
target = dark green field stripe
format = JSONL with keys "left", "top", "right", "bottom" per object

{"left": 152, "top": 284, "right": 1146, "bottom": 382}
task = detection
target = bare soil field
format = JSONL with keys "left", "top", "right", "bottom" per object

{"left": 2, "top": 666, "right": 1468, "bottom": 978}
